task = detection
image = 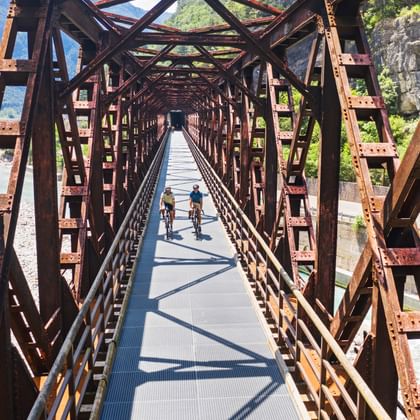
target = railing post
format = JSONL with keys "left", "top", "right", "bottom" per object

{"left": 278, "top": 272, "right": 283, "bottom": 344}
{"left": 295, "top": 302, "right": 301, "bottom": 369}
{"left": 86, "top": 306, "right": 94, "bottom": 373}
{"left": 98, "top": 274, "right": 106, "bottom": 350}
{"left": 67, "top": 349, "right": 77, "bottom": 420}
{"left": 244, "top": 224, "right": 250, "bottom": 270}
{"left": 264, "top": 255, "right": 269, "bottom": 317}
{"left": 236, "top": 206, "right": 242, "bottom": 256}
{"left": 105, "top": 261, "right": 114, "bottom": 325}
{"left": 318, "top": 337, "right": 327, "bottom": 418}
{"left": 357, "top": 391, "right": 367, "bottom": 420}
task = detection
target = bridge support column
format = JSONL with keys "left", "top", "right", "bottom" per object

{"left": 264, "top": 63, "right": 279, "bottom": 236}
{"left": 239, "top": 72, "right": 251, "bottom": 208}
{"left": 0, "top": 301, "right": 13, "bottom": 418}
{"left": 369, "top": 286, "right": 399, "bottom": 418}
{"left": 315, "top": 46, "right": 341, "bottom": 317}
{"left": 32, "top": 42, "right": 62, "bottom": 350}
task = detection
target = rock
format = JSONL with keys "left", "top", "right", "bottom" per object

{"left": 286, "top": 12, "right": 419, "bottom": 116}
{"left": 371, "top": 13, "right": 420, "bottom": 116}
{"left": 0, "top": 149, "right": 13, "bottom": 162}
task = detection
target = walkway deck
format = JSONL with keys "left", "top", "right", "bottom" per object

{"left": 101, "top": 132, "right": 299, "bottom": 420}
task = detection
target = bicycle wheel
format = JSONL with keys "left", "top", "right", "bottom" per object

{"left": 193, "top": 212, "right": 199, "bottom": 240}
{"left": 165, "top": 212, "right": 170, "bottom": 240}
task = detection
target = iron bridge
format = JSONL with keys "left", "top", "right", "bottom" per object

{"left": 0, "top": 0, "right": 419, "bottom": 419}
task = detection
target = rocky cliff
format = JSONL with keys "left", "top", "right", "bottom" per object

{"left": 371, "top": 12, "right": 420, "bottom": 115}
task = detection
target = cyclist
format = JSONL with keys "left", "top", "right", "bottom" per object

{"left": 160, "top": 186, "right": 175, "bottom": 229}
{"left": 189, "top": 184, "right": 203, "bottom": 230}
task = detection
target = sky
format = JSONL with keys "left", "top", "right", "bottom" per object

{"left": 133, "top": 0, "right": 178, "bottom": 13}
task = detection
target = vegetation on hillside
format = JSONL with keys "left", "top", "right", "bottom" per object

{"left": 165, "top": 0, "right": 417, "bottom": 184}
{"left": 0, "top": 0, "right": 416, "bottom": 184}
{"left": 165, "top": 0, "right": 290, "bottom": 54}
{"left": 166, "top": 0, "right": 289, "bottom": 29}
{"left": 302, "top": 66, "right": 416, "bottom": 183}
{"left": 362, "top": 0, "right": 420, "bottom": 33}
{"left": 0, "top": 0, "right": 170, "bottom": 119}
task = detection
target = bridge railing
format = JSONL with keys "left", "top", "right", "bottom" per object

{"left": 185, "top": 129, "right": 390, "bottom": 420}
{"left": 28, "top": 130, "right": 169, "bottom": 420}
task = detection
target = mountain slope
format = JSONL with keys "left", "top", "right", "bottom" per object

{"left": 106, "top": 2, "right": 172, "bottom": 22}
{"left": 165, "top": 0, "right": 290, "bottom": 29}
{"left": 0, "top": 0, "right": 171, "bottom": 75}
{"left": 0, "top": 0, "right": 172, "bottom": 117}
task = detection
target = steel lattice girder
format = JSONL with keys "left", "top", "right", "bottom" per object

{"left": 0, "top": 0, "right": 419, "bottom": 419}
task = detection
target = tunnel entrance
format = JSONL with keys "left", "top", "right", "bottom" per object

{"left": 170, "top": 110, "right": 185, "bottom": 130}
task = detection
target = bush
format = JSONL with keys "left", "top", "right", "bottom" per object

{"left": 340, "top": 142, "right": 356, "bottom": 182}
{"left": 352, "top": 215, "right": 366, "bottom": 231}
{"left": 389, "top": 115, "right": 417, "bottom": 159}
{"left": 305, "top": 138, "right": 319, "bottom": 178}
{"left": 362, "top": 0, "right": 411, "bottom": 32}
{"left": 378, "top": 68, "right": 398, "bottom": 114}
{"left": 398, "top": 4, "right": 420, "bottom": 17}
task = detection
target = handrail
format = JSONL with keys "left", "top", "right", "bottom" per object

{"left": 184, "top": 128, "right": 390, "bottom": 420}
{"left": 28, "top": 129, "right": 169, "bottom": 419}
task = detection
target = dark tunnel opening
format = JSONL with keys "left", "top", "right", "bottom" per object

{"left": 169, "top": 110, "right": 185, "bottom": 130}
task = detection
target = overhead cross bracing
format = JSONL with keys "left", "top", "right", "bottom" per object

{"left": 0, "top": 0, "right": 418, "bottom": 419}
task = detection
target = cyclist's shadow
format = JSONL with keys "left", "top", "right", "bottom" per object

{"left": 199, "top": 233, "right": 212, "bottom": 241}
{"left": 192, "top": 231, "right": 212, "bottom": 241}
{"left": 171, "top": 231, "right": 184, "bottom": 241}
{"left": 158, "top": 231, "right": 184, "bottom": 241}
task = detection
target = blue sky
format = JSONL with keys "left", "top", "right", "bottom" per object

{"left": 133, "top": 0, "right": 178, "bottom": 13}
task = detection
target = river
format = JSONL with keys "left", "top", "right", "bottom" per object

{"left": 0, "top": 163, "right": 35, "bottom": 202}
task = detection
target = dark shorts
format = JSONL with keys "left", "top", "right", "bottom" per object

{"left": 164, "top": 202, "right": 173, "bottom": 211}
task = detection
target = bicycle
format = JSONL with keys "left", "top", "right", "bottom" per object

{"left": 191, "top": 206, "right": 202, "bottom": 240}
{"left": 164, "top": 208, "right": 172, "bottom": 240}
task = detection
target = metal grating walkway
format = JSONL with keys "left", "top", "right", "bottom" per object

{"left": 101, "top": 132, "right": 299, "bottom": 420}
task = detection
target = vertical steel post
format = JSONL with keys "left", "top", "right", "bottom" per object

{"left": 32, "top": 40, "right": 62, "bottom": 345}
{"left": 314, "top": 45, "right": 341, "bottom": 316}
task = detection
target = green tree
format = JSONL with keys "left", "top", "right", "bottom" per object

{"left": 378, "top": 67, "right": 398, "bottom": 114}
{"left": 166, "top": 0, "right": 287, "bottom": 30}
{"left": 361, "top": 0, "right": 412, "bottom": 32}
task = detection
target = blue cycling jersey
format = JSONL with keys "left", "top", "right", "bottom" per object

{"left": 190, "top": 191, "right": 203, "bottom": 203}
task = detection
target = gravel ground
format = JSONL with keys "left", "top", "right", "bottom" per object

{"left": 1, "top": 164, "right": 40, "bottom": 306}
{"left": 14, "top": 200, "right": 39, "bottom": 306}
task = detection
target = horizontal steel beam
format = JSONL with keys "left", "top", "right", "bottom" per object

{"left": 131, "top": 33, "right": 247, "bottom": 48}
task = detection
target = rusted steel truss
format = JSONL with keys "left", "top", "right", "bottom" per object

{"left": 0, "top": 0, "right": 167, "bottom": 417}
{"left": 0, "top": 0, "right": 418, "bottom": 418}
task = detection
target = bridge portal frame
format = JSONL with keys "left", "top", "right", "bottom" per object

{"left": 0, "top": 0, "right": 418, "bottom": 419}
